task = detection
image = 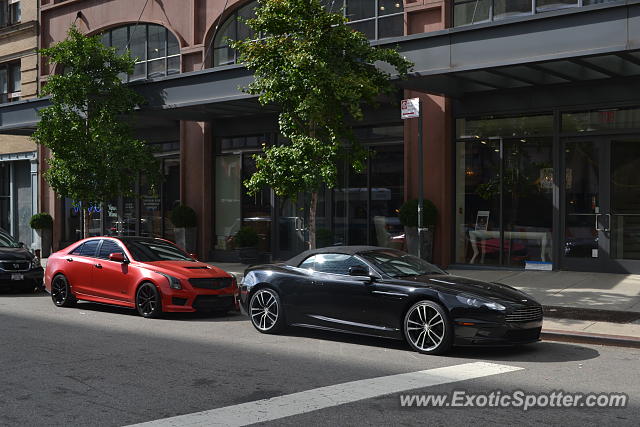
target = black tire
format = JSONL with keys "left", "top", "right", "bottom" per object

{"left": 403, "top": 300, "right": 453, "bottom": 355}
{"left": 135, "top": 282, "right": 163, "bottom": 319}
{"left": 249, "top": 288, "right": 285, "bottom": 334}
{"left": 51, "top": 274, "right": 77, "bottom": 307}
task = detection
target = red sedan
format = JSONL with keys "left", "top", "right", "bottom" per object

{"left": 44, "top": 236, "right": 237, "bottom": 318}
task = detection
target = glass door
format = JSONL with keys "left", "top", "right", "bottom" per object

{"left": 608, "top": 139, "right": 640, "bottom": 272}
{"left": 562, "top": 137, "right": 640, "bottom": 273}
{"left": 562, "top": 139, "right": 607, "bottom": 271}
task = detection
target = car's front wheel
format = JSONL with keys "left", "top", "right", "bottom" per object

{"left": 51, "top": 274, "right": 76, "bottom": 307}
{"left": 404, "top": 300, "right": 453, "bottom": 355}
{"left": 136, "top": 282, "right": 163, "bottom": 318}
{"left": 249, "top": 288, "right": 285, "bottom": 334}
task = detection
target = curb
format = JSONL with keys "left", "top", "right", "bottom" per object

{"left": 541, "top": 329, "right": 640, "bottom": 349}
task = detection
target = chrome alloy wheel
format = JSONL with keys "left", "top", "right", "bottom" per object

{"left": 250, "top": 289, "right": 279, "bottom": 331}
{"left": 405, "top": 302, "right": 446, "bottom": 352}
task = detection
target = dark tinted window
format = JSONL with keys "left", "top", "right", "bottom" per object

{"left": 360, "top": 250, "right": 445, "bottom": 277}
{"left": 123, "top": 239, "right": 193, "bottom": 262}
{"left": 0, "top": 230, "right": 20, "bottom": 248}
{"left": 79, "top": 240, "right": 100, "bottom": 258}
{"left": 303, "top": 253, "right": 364, "bottom": 275}
{"left": 97, "top": 240, "right": 125, "bottom": 260}
{"left": 70, "top": 244, "right": 84, "bottom": 255}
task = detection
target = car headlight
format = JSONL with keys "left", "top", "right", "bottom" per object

{"left": 155, "top": 272, "right": 182, "bottom": 290}
{"left": 456, "top": 294, "right": 506, "bottom": 311}
{"left": 30, "top": 257, "right": 41, "bottom": 269}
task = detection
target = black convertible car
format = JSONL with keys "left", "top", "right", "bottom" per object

{"left": 240, "top": 246, "right": 543, "bottom": 355}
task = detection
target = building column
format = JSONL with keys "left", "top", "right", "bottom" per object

{"left": 403, "top": 91, "right": 453, "bottom": 267}
{"left": 403, "top": 0, "right": 452, "bottom": 267}
{"left": 180, "top": 120, "right": 213, "bottom": 258}
{"left": 30, "top": 158, "right": 39, "bottom": 250}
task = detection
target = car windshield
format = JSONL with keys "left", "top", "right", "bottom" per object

{"left": 0, "top": 231, "right": 21, "bottom": 248}
{"left": 123, "top": 240, "right": 194, "bottom": 262}
{"left": 360, "top": 250, "right": 445, "bottom": 278}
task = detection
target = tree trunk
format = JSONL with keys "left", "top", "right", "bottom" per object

{"left": 309, "top": 191, "right": 318, "bottom": 249}
{"left": 83, "top": 208, "right": 90, "bottom": 239}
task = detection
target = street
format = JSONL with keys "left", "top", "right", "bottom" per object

{"left": 1, "top": 292, "right": 638, "bottom": 426}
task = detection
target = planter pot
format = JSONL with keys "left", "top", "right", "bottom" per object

{"left": 237, "top": 247, "right": 259, "bottom": 265}
{"left": 35, "top": 229, "right": 52, "bottom": 258}
{"left": 404, "top": 226, "right": 435, "bottom": 262}
{"left": 175, "top": 227, "right": 197, "bottom": 253}
{"left": 404, "top": 226, "right": 418, "bottom": 256}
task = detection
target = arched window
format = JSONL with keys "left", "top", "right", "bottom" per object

{"left": 212, "top": 0, "right": 404, "bottom": 67}
{"left": 101, "top": 24, "right": 180, "bottom": 81}
{"left": 213, "top": 1, "right": 258, "bottom": 67}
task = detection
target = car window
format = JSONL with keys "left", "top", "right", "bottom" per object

{"left": 97, "top": 240, "right": 125, "bottom": 260}
{"left": 70, "top": 243, "right": 84, "bottom": 255}
{"left": 78, "top": 240, "right": 100, "bottom": 258}
{"left": 307, "top": 253, "right": 363, "bottom": 275}
{"left": 122, "top": 239, "right": 193, "bottom": 262}
{"left": 0, "top": 230, "right": 20, "bottom": 248}
{"left": 299, "top": 255, "right": 316, "bottom": 270}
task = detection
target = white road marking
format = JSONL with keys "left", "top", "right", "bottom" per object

{"left": 128, "top": 362, "right": 522, "bottom": 427}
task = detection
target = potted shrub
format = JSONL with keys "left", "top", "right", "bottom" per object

{"left": 234, "top": 226, "right": 259, "bottom": 264}
{"left": 170, "top": 204, "right": 197, "bottom": 253}
{"left": 399, "top": 199, "right": 437, "bottom": 261}
{"left": 29, "top": 213, "right": 54, "bottom": 258}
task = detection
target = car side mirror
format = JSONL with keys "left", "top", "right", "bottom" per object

{"left": 109, "top": 253, "right": 127, "bottom": 263}
{"left": 349, "top": 265, "right": 371, "bottom": 278}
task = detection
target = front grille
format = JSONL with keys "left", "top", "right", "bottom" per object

{"left": 506, "top": 306, "right": 543, "bottom": 322}
{"left": 189, "top": 277, "right": 232, "bottom": 290}
{"left": 192, "top": 295, "right": 234, "bottom": 311}
{"left": 0, "top": 261, "right": 30, "bottom": 271}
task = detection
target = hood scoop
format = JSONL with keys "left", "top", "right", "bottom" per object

{"left": 184, "top": 266, "right": 211, "bottom": 270}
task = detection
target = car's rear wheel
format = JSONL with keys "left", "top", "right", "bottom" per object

{"left": 136, "top": 282, "right": 163, "bottom": 318}
{"left": 51, "top": 274, "right": 76, "bottom": 307}
{"left": 404, "top": 300, "right": 453, "bottom": 355}
{"left": 249, "top": 288, "right": 285, "bottom": 334}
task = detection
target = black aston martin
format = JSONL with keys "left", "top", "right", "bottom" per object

{"left": 239, "top": 246, "right": 543, "bottom": 355}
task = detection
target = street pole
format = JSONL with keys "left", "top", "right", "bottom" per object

{"left": 417, "top": 98, "right": 424, "bottom": 260}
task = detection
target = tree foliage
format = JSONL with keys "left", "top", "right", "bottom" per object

{"left": 32, "top": 25, "right": 159, "bottom": 213}
{"left": 231, "top": 0, "right": 413, "bottom": 247}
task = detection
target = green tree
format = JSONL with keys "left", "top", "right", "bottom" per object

{"left": 232, "top": 0, "right": 412, "bottom": 248}
{"left": 32, "top": 25, "right": 159, "bottom": 238}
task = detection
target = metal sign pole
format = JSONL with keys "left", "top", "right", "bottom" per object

{"left": 417, "top": 99, "right": 424, "bottom": 260}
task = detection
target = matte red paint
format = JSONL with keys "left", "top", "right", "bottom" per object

{"left": 44, "top": 237, "right": 238, "bottom": 313}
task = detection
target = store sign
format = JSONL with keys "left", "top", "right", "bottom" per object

{"left": 401, "top": 98, "right": 420, "bottom": 119}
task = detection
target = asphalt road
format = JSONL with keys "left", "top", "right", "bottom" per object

{"left": 1, "top": 291, "right": 639, "bottom": 426}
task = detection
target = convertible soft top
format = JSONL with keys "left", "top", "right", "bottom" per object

{"left": 285, "top": 245, "right": 396, "bottom": 267}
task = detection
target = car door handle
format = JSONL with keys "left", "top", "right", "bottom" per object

{"left": 66, "top": 258, "right": 73, "bottom": 262}
{"left": 94, "top": 263, "right": 102, "bottom": 269}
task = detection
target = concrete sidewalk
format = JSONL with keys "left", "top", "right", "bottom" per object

{"left": 211, "top": 262, "right": 640, "bottom": 347}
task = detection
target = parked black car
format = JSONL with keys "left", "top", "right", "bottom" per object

{"left": 0, "top": 229, "right": 44, "bottom": 292}
{"left": 239, "top": 246, "right": 543, "bottom": 355}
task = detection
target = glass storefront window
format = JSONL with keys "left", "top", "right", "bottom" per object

{"left": 215, "top": 155, "right": 241, "bottom": 250}
{"left": 456, "top": 116, "right": 553, "bottom": 267}
{"left": 61, "top": 155, "right": 179, "bottom": 245}
{"left": 457, "top": 115, "right": 554, "bottom": 139}
{"left": 562, "top": 107, "right": 640, "bottom": 133}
